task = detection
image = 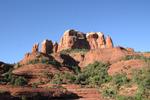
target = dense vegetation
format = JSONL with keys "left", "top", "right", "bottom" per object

{"left": 51, "top": 61, "right": 111, "bottom": 87}
{"left": 0, "top": 69, "right": 27, "bottom": 86}
{"left": 60, "top": 49, "right": 89, "bottom": 55}
{"left": 75, "top": 62, "right": 111, "bottom": 87}
{"left": 27, "top": 58, "right": 61, "bottom": 67}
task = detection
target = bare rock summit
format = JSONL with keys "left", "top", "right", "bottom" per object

{"left": 29, "top": 29, "right": 114, "bottom": 55}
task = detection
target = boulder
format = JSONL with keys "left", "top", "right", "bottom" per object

{"left": 41, "top": 40, "right": 53, "bottom": 54}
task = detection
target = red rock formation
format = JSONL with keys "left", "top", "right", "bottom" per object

{"left": 58, "top": 30, "right": 77, "bottom": 51}
{"left": 106, "top": 35, "right": 114, "bottom": 48}
{"left": 41, "top": 40, "right": 53, "bottom": 54}
{"left": 86, "top": 32, "right": 99, "bottom": 49}
{"left": 57, "top": 30, "right": 114, "bottom": 51}
{"left": 30, "top": 30, "right": 114, "bottom": 54}
{"left": 58, "top": 29, "right": 89, "bottom": 52}
{"left": 32, "top": 43, "right": 39, "bottom": 53}
{"left": 97, "top": 32, "right": 106, "bottom": 48}
{"left": 53, "top": 42, "right": 58, "bottom": 53}
{"left": 79, "top": 47, "right": 133, "bottom": 67}
{"left": 108, "top": 59, "right": 146, "bottom": 76}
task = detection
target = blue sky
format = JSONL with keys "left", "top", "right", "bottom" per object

{"left": 0, "top": 0, "right": 150, "bottom": 63}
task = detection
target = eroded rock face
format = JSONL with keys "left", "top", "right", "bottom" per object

{"left": 86, "top": 32, "right": 107, "bottom": 49}
{"left": 86, "top": 32, "right": 99, "bottom": 49}
{"left": 31, "top": 29, "right": 114, "bottom": 53}
{"left": 97, "top": 32, "right": 106, "bottom": 48}
{"left": 53, "top": 42, "right": 58, "bottom": 53}
{"left": 106, "top": 35, "right": 114, "bottom": 48}
{"left": 58, "top": 29, "right": 90, "bottom": 52}
{"left": 32, "top": 43, "right": 39, "bottom": 53}
{"left": 79, "top": 47, "right": 134, "bottom": 67}
{"left": 41, "top": 40, "right": 53, "bottom": 54}
{"left": 108, "top": 59, "right": 146, "bottom": 76}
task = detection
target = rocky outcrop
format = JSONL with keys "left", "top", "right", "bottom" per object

{"left": 57, "top": 29, "right": 114, "bottom": 52}
{"left": 79, "top": 47, "right": 135, "bottom": 67}
{"left": 41, "top": 40, "right": 53, "bottom": 54}
{"left": 29, "top": 29, "right": 114, "bottom": 54}
{"left": 53, "top": 42, "right": 58, "bottom": 53}
{"left": 97, "top": 32, "right": 106, "bottom": 48}
{"left": 32, "top": 43, "right": 39, "bottom": 53}
{"left": 58, "top": 29, "right": 90, "bottom": 52}
{"left": 108, "top": 59, "right": 146, "bottom": 76}
{"left": 106, "top": 35, "right": 114, "bottom": 48}
{"left": 86, "top": 32, "right": 107, "bottom": 49}
{"left": 19, "top": 52, "right": 54, "bottom": 65}
{"left": 86, "top": 32, "right": 98, "bottom": 49}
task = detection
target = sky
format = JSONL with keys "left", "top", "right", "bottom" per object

{"left": 0, "top": 0, "right": 150, "bottom": 63}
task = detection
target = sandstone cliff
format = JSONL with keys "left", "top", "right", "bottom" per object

{"left": 57, "top": 29, "right": 90, "bottom": 52}
{"left": 58, "top": 29, "right": 114, "bottom": 52}
{"left": 29, "top": 29, "right": 114, "bottom": 55}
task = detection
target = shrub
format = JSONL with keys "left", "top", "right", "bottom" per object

{"left": 123, "top": 55, "right": 150, "bottom": 63}
{"left": 1, "top": 69, "right": 28, "bottom": 86}
{"left": 70, "top": 65, "right": 81, "bottom": 74}
{"left": 60, "top": 49, "right": 89, "bottom": 54}
{"left": 116, "top": 95, "right": 135, "bottom": 100}
{"left": 2, "top": 69, "right": 13, "bottom": 82}
{"left": 28, "top": 59, "right": 39, "bottom": 64}
{"left": 48, "top": 60, "right": 61, "bottom": 67}
{"left": 27, "top": 58, "right": 61, "bottom": 67}
{"left": 112, "top": 73, "right": 129, "bottom": 87}
{"left": 51, "top": 73, "right": 76, "bottom": 84}
{"left": 102, "top": 88, "right": 117, "bottom": 98}
{"left": 14, "top": 76, "right": 27, "bottom": 86}
{"left": 75, "top": 62, "right": 111, "bottom": 87}
{"left": 21, "top": 95, "right": 27, "bottom": 100}
{"left": 43, "top": 71, "right": 53, "bottom": 80}
{"left": 101, "top": 67, "right": 150, "bottom": 100}
{"left": 51, "top": 73, "right": 64, "bottom": 84}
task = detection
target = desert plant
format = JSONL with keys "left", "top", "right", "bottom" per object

{"left": 75, "top": 61, "right": 111, "bottom": 87}
{"left": 116, "top": 95, "right": 135, "bottom": 100}
{"left": 123, "top": 55, "right": 150, "bottom": 63}
{"left": 21, "top": 95, "right": 27, "bottom": 100}
{"left": 60, "top": 49, "right": 89, "bottom": 54}
{"left": 112, "top": 73, "right": 129, "bottom": 87}
{"left": 51, "top": 72, "right": 76, "bottom": 84}
{"left": 51, "top": 73, "right": 63, "bottom": 84}
{"left": 14, "top": 76, "right": 27, "bottom": 86}
{"left": 102, "top": 87, "right": 117, "bottom": 98}
{"left": 2, "top": 69, "right": 28, "bottom": 86}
